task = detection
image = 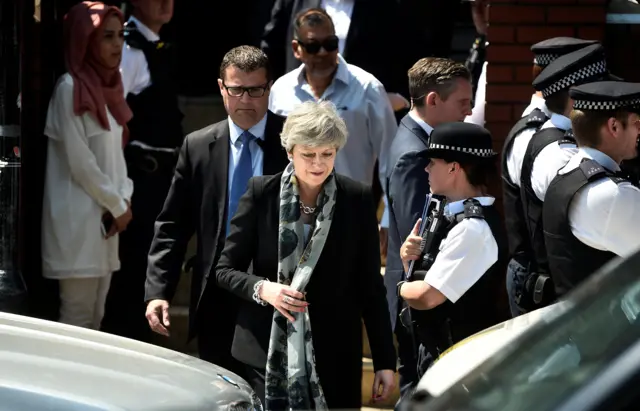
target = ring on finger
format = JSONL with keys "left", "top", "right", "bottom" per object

{"left": 283, "top": 296, "right": 290, "bottom": 304}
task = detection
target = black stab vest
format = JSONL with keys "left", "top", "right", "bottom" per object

{"left": 543, "top": 158, "right": 624, "bottom": 298}
{"left": 519, "top": 127, "right": 576, "bottom": 274}
{"left": 124, "top": 21, "right": 184, "bottom": 149}
{"left": 500, "top": 108, "right": 547, "bottom": 266}
{"left": 414, "top": 199, "right": 508, "bottom": 359}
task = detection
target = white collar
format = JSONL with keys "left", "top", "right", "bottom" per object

{"left": 578, "top": 147, "right": 620, "bottom": 172}
{"left": 129, "top": 16, "right": 161, "bottom": 42}
{"left": 228, "top": 114, "right": 268, "bottom": 145}
{"left": 549, "top": 113, "right": 571, "bottom": 131}
{"left": 530, "top": 94, "right": 552, "bottom": 118}
{"left": 408, "top": 111, "right": 434, "bottom": 135}
{"left": 444, "top": 196, "right": 495, "bottom": 216}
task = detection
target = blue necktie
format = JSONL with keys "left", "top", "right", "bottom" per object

{"left": 227, "top": 131, "right": 255, "bottom": 236}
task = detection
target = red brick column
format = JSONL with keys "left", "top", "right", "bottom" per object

{"left": 485, "top": 0, "right": 608, "bottom": 208}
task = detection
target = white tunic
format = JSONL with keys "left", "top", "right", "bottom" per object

{"left": 41, "top": 73, "right": 133, "bottom": 279}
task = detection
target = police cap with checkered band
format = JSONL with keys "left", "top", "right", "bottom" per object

{"left": 531, "top": 37, "right": 599, "bottom": 68}
{"left": 422, "top": 122, "right": 497, "bottom": 164}
{"left": 570, "top": 81, "right": 640, "bottom": 112}
{"left": 532, "top": 44, "right": 609, "bottom": 99}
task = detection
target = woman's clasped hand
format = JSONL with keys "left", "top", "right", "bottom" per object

{"left": 259, "top": 281, "right": 309, "bottom": 322}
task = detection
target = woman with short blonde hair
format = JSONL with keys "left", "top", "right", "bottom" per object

{"left": 216, "top": 101, "right": 396, "bottom": 410}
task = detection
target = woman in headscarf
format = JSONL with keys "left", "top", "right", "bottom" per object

{"left": 41, "top": 1, "right": 133, "bottom": 330}
{"left": 215, "top": 100, "right": 397, "bottom": 410}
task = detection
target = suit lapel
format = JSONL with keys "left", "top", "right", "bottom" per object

{"left": 209, "top": 122, "right": 231, "bottom": 240}
{"left": 401, "top": 115, "right": 431, "bottom": 148}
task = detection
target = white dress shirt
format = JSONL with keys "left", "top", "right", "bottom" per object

{"left": 424, "top": 197, "right": 499, "bottom": 303}
{"left": 408, "top": 110, "right": 434, "bottom": 136}
{"left": 321, "top": 0, "right": 355, "bottom": 55}
{"left": 560, "top": 147, "right": 640, "bottom": 258}
{"left": 530, "top": 113, "right": 578, "bottom": 201}
{"left": 42, "top": 74, "right": 133, "bottom": 279}
{"left": 120, "top": 16, "right": 159, "bottom": 96}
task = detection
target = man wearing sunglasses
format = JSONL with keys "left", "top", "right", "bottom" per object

{"left": 269, "top": 8, "right": 398, "bottom": 256}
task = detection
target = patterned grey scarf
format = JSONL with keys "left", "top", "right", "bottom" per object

{"left": 264, "top": 162, "right": 337, "bottom": 411}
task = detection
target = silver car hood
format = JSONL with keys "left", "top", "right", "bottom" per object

{"left": 0, "top": 312, "right": 256, "bottom": 410}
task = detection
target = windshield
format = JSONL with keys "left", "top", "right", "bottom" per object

{"left": 425, "top": 252, "right": 640, "bottom": 411}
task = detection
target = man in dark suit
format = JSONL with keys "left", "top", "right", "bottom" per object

{"left": 385, "top": 57, "right": 473, "bottom": 402}
{"left": 144, "top": 46, "right": 289, "bottom": 376}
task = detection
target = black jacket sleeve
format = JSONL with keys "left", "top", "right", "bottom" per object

{"left": 145, "top": 136, "right": 196, "bottom": 302}
{"left": 215, "top": 177, "right": 263, "bottom": 302}
{"left": 360, "top": 185, "right": 398, "bottom": 372}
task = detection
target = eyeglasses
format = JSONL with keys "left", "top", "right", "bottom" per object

{"left": 295, "top": 36, "right": 339, "bottom": 54}
{"left": 222, "top": 83, "right": 269, "bottom": 98}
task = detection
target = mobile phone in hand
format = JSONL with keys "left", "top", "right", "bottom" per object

{"left": 101, "top": 213, "right": 114, "bottom": 237}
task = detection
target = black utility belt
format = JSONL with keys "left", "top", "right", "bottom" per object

{"left": 516, "top": 271, "right": 556, "bottom": 311}
{"left": 125, "top": 144, "right": 179, "bottom": 174}
{"left": 412, "top": 312, "right": 454, "bottom": 357}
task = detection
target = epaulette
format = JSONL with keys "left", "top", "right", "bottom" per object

{"left": 463, "top": 198, "right": 485, "bottom": 219}
{"left": 124, "top": 21, "right": 149, "bottom": 51}
{"left": 524, "top": 108, "right": 547, "bottom": 128}
{"left": 579, "top": 158, "right": 627, "bottom": 185}
{"left": 558, "top": 129, "right": 577, "bottom": 146}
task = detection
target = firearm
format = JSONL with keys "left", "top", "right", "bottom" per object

{"left": 399, "top": 194, "right": 448, "bottom": 375}
{"left": 406, "top": 194, "right": 448, "bottom": 281}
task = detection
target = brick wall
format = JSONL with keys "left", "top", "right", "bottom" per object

{"left": 485, "top": 0, "right": 608, "bottom": 207}
{"left": 606, "top": 23, "right": 640, "bottom": 82}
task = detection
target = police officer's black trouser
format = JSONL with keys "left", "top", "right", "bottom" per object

{"left": 101, "top": 164, "right": 174, "bottom": 342}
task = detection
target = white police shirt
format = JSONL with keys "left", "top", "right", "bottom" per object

{"left": 120, "top": 16, "right": 158, "bottom": 96}
{"left": 559, "top": 147, "right": 640, "bottom": 258}
{"left": 530, "top": 113, "right": 578, "bottom": 201}
{"left": 424, "top": 197, "right": 498, "bottom": 303}
{"left": 522, "top": 93, "right": 552, "bottom": 118}
{"left": 506, "top": 95, "right": 552, "bottom": 186}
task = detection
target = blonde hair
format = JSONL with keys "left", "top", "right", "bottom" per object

{"left": 280, "top": 100, "right": 348, "bottom": 152}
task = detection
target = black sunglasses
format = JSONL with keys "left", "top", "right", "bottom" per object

{"left": 296, "top": 35, "right": 339, "bottom": 54}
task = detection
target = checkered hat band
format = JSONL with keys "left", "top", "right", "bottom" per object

{"left": 541, "top": 60, "right": 607, "bottom": 98}
{"left": 534, "top": 53, "right": 559, "bottom": 66}
{"left": 429, "top": 143, "right": 495, "bottom": 157}
{"left": 573, "top": 97, "right": 640, "bottom": 111}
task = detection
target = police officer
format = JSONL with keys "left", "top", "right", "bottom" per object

{"left": 398, "top": 122, "right": 508, "bottom": 375}
{"left": 523, "top": 37, "right": 598, "bottom": 118}
{"left": 101, "top": 0, "right": 184, "bottom": 342}
{"left": 544, "top": 81, "right": 640, "bottom": 298}
{"left": 518, "top": 44, "right": 616, "bottom": 312}
{"left": 501, "top": 37, "right": 598, "bottom": 317}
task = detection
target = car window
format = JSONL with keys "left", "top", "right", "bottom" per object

{"left": 424, "top": 255, "right": 640, "bottom": 411}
